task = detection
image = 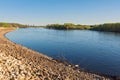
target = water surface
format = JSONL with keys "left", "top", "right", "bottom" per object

{"left": 6, "top": 28, "right": 120, "bottom": 76}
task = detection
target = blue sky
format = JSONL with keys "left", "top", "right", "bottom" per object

{"left": 0, "top": 0, "right": 120, "bottom": 25}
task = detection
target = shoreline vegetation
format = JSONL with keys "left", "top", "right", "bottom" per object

{"left": 90, "top": 23, "right": 120, "bottom": 32}
{"left": 46, "top": 23, "right": 91, "bottom": 30}
{"left": 0, "top": 22, "right": 44, "bottom": 28}
{"left": 0, "top": 25, "right": 117, "bottom": 79}
{"left": 1, "top": 22, "right": 120, "bottom": 33}
{"left": 46, "top": 23, "right": 120, "bottom": 33}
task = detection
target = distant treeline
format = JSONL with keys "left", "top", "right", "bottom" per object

{"left": 46, "top": 23, "right": 120, "bottom": 32}
{"left": 46, "top": 23, "right": 91, "bottom": 30}
{"left": 1, "top": 22, "right": 120, "bottom": 32}
{"left": 0, "top": 22, "right": 43, "bottom": 28}
{"left": 91, "top": 23, "right": 120, "bottom": 32}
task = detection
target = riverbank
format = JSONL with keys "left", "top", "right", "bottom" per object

{"left": 0, "top": 27, "right": 114, "bottom": 80}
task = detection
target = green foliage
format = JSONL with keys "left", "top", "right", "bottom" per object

{"left": 91, "top": 23, "right": 120, "bottom": 32}
{"left": 46, "top": 23, "right": 91, "bottom": 30}
{"left": 0, "top": 22, "right": 24, "bottom": 28}
{"left": 0, "top": 23, "right": 10, "bottom": 27}
{"left": 0, "top": 22, "right": 43, "bottom": 28}
{"left": 76, "top": 25, "right": 91, "bottom": 30}
{"left": 64, "top": 23, "right": 76, "bottom": 29}
{"left": 46, "top": 24, "right": 65, "bottom": 29}
{"left": 1, "top": 22, "right": 120, "bottom": 32}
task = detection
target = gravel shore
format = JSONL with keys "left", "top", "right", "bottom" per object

{"left": 0, "top": 28, "right": 114, "bottom": 80}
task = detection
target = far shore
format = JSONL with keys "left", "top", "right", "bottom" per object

{"left": 0, "top": 27, "right": 115, "bottom": 80}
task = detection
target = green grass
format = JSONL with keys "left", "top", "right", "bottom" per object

{"left": 0, "top": 22, "right": 44, "bottom": 28}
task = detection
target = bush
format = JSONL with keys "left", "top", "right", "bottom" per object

{"left": 91, "top": 23, "right": 120, "bottom": 32}
{"left": 46, "top": 23, "right": 90, "bottom": 30}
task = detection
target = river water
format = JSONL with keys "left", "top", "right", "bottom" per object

{"left": 6, "top": 28, "right": 120, "bottom": 76}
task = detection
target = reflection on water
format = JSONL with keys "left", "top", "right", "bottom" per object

{"left": 6, "top": 28, "right": 120, "bottom": 76}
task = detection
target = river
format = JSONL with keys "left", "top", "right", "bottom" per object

{"left": 6, "top": 28, "right": 120, "bottom": 76}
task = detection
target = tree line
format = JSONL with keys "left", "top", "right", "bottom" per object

{"left": 46, "top": 23, "right": 120, "bottom": 32}
{"left": 91, "top": 23, "right": 120, "bottom": 32}
{"left": 0, "top": 22, "right": 43, "bottom": 28}
{"left": 1, "top": 22, "right": 120, "bottom": 32}
{"left": 46, "top": 23, "right": 91, "bottom": 30}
